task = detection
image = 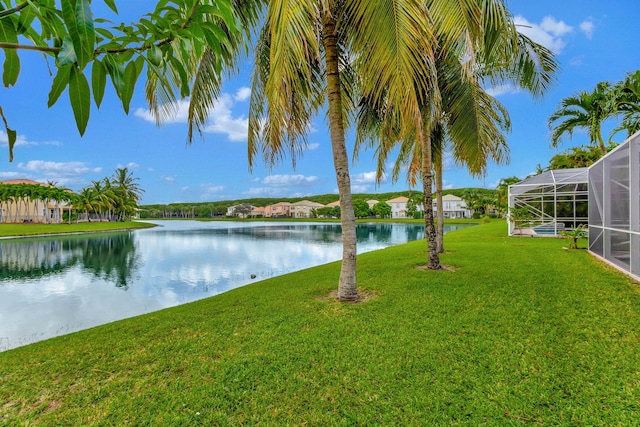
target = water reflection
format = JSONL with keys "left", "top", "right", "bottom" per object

{"left": 0, "top": 221, "right": 469, "bottom": 350}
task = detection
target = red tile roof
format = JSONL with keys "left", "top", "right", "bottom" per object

{"left": 0, "top": 179, "right": 51, "bottom": 186}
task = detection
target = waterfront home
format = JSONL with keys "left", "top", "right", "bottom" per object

{"left": 386, "top": 196, "right": 425, "bottom": 218}
{"left": 290, "top": 200, "right": 325, "bottom": 218}
{"left": 264, "top": 202, "right": 292, "bottom": 217}
{"left": 250, "top": 206, "right": 265, "bottom": 218}
{"left": 0, "top": 179, "right": 71, "bottom": 223}
{"left": 432, "top": 194, "right": 471, "bottom": 219}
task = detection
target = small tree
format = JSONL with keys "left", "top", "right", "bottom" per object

{"left": 406, "top": 198, "right": 417, "bottom": 218}
{"left": 561, "top": 224, "right": 588, "bottom": 249}
{"left": 234, "top": 204, "right": 253, "bottom": 218}
{"left": 373, "top": 202, "right": 391, "bottom": 219}
{"left": 353, "top": 200, "right": 371, "bottom": 218}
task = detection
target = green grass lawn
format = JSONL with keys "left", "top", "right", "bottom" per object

{"left": 0, "top": 221, "right": 155, "bottom": 238}
{"left": 2, "top": 222, "right": 639, "bottom": 425}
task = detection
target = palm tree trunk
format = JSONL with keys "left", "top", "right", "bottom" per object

{"left": 322, "top": 7, "right": 358, "bottom": 301}
{"left": 597, "top": 133, "right": 607, "bottom": 156}
{"left": 420, "top": 125, "right": 441, "bottom": 270}
{"left": 435, "top": 154, "right": 444, "bottom": 253}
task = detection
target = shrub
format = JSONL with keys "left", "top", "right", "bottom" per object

{"left": 481, "top": 215, "right": 491, "bottom": 223}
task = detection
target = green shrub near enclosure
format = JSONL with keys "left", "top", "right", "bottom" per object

{"left": 1, "top": 221, "right": 639, "bottom": 425}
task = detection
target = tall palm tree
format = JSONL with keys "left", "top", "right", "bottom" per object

{"left": 357, "top": 8, "right": 553, "bottom": 268}
{"left": 245, "top": 0, "right": 437, "bottom": 300}
{"left": 549, "top": 81, "right": 617, "bottom": 156}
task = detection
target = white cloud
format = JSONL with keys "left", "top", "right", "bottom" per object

{"left": 0, "top": 171, "right": 21, "bottom": 180}
{"left": 234, "top": 87, "right": 251, "bottom": 102}
{"left": 180, "top": 186, "right": 190, "bottom": 192}
{"left": 200, "top": 183, "right": 225, "bottom": 200}
{"left": 243, "top": 187, "right": 287, "bottom": 197}
{"left": 117, "top": 162, "right": 140, "bottom": 171}
{"left": 0, "top": 131, "right": 62, "bottom": 147}
{"left": 262, "top": 174, "right": 318, "bottom": 187}
{"left": 569, "top": 55, "right": 585, "bottom": 66}
{"left": 352, "top": 171, "right": 386, "bottom": 185}
{"left": 134, "top": 92, "right": 249, "bottom": 142}
{"left": 442, "top": 150, "right": 455, "bottom": 171}
{"left": 579, "top": 20, "right": 595, "bottom": 39}
{"left": 242, "top": 174, "right": 319, "bottom": 197}
{"left": 161, "top": 175, "right": 175, "bottom": 183}
{"left": 485, "top": 84, "right": 522, "bottom": 97}
{"left": 514, "top": 15, "right": 573, "bottom": 53}
{"left": 351, "top": 184, "right": 371, "bottom": 193}
{"left": 12, "top": 160, "right": 101, "bottom": 187}
{"left": 305, "top": 142, "right": 320, "bottom": 151}
{"left": 201, "top": 183, "right": 224, "bottom": 193}
{"left": 540, "top": 16, "right": 573, "bottom": 37}
{"left": 18, "top": 160, "right": 101, "bottom": 176}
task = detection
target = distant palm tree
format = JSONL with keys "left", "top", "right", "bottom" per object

{"left": 76, "top": 188, "right": 99, "bottom": 222}
{"left": 549, "top": 82, "right": 618, "bottom": 155}
{"left": 111, "top": 168, "right": 143, "bottom": 221}
{"left": 496, "top": 176, "right": 521, "bottom": 214}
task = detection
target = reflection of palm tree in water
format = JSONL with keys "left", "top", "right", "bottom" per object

{"left": 0, "top": 233, "right": 140, "bottom": 288}
{"left": 79, "top": 232, "right": 140, "bottom": 289}
{"left": 0, "top": 238, "right": 81, "bottom": 280}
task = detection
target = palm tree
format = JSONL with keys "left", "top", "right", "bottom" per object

{"left": 549, "top": 81, "right": 618, "bottom": 156}
{"left": 496, "top": 176, "right": 521, "bottom": 214}
{"left": 111, "top": 167, "right": 143, "bottom": 221}
{"left": 76, "top": 188, "right": 99, "bottom": 222}
{"left": 612, "top": 69, "right": 640, "bottom": 138}
{"left": 357, "top": 6, "right": 555, "bottom": 268}
{"left": 243, "top": 0, "right": 440, "bottom": 300}
{"left": 547, "top": 144, "right": 605, "bottom": 170}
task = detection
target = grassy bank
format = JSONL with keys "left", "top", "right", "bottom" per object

{"left": 0, "top": 221, "right": 156, "bottom": 238}
{"left": 2, "top": 222, "right": 640, "bottom": 425}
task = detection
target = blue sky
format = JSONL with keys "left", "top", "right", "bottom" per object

{"left": 0, "top": 1, "right": 638, "bottom": 205}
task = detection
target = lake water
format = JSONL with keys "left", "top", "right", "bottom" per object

{"left": 0, "top": 220, "right": 469, "bottom": 351}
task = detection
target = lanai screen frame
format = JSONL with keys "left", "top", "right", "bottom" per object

{"left": 508, "top": 168, "right": 589, "bottom": 236}
{"left": 589, "top": 132, "right": 640, "bottom": 280}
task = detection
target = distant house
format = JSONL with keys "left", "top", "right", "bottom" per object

{"left": 366, "top": 199, "right": 379, "bottom": 210}
{"left": 250, "top": 206, "right": 265, "bottom": 218}
{"left": 385, "top": 196, "right": 424, "bottom": 218}
{"left": 0, "top": 179, "right": 70, "bottom": 223}
{"left": 386, "top": 196, "right": 409, "bottom": 218}
{"left": 290, "top": 200, "right": 325, "bottom": 218}
{"left": 264, "top": 201, "right": 292, "bottom": 217}
{"left": 326, "top": 200, "right": 340, "bottom": 208}
{"left": 226, "top": 204, "right": 254, "bottom": 218}
{"left": 432, "top": 194, "right": 471, "bottom": 219}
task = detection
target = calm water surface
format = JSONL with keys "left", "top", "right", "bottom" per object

{"left": 0, "top": 220, "right": 470, "bottom": 350}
